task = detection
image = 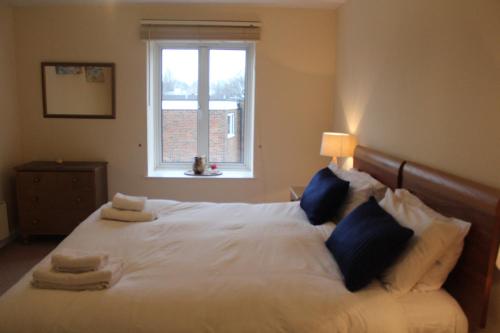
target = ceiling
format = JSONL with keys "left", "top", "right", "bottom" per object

{"left": 6, "top": 0, "right": 345, "bottom": 9}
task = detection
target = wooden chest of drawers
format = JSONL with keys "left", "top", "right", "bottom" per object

{"left": 15, "top": 161, "right": 108, "bottom": 239}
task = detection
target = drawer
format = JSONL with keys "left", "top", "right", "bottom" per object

{"left": 19, "top": 211, "right": 61, "bottom": 235}
{"left": 58, "top": 210, "right": 92, "bottom": 234}
{"left": 17, "top": 172, "right": 57, "bottom": 193}
{"left": 19, "top": 210, "right": 90, "bottom": 235}
{"left": 58, "top": 191, "right": 96, "bottom": 210}
{"left": 58, "top": 172, "right": 94, "bottom": 191}
{"left": 17, "top": 192, "right": 57, "bottom": 211}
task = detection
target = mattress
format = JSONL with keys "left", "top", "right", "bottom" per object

{"left": 0, "top": 200, "right": 467, "bottom": 333}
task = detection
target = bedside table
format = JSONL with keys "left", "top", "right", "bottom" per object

{"left": 289, "top": 186, "right": 306, "bottom": 202}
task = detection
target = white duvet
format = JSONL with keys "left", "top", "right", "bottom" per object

{"left": 0, "top": 200, "right": 462, "bottom": 333}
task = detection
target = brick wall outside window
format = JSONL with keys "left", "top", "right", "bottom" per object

{"left": 161, "top": 110, "right": 197, "bottom": 162}
{"left": 162, "top": 108, "right": 242, "bottom": 164}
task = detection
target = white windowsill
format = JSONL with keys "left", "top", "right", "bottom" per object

{"left": 147, "top": 169, "right": 254, "bottom": 179}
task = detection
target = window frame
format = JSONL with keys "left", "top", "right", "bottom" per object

{"left": 226, "top": 112, "right": 236, "bottom": 138}
{"left": 147, "top": 40, "right": 255, "bottom": 175}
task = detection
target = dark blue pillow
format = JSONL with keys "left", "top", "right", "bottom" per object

{"left": 300, "top": 167, "right": 350, "bottom": 225}
{"left": 325, "top": 197, "right": 414, "bottom": 292}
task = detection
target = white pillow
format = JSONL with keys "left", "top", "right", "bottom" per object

{"left": 339, "top": 189, "right": 373, "bottom": 219}
{"left": 393, "top": 189, "right": 471, "bottom": 291}
{"left": 378, "top": 189, "right": 466, "bottom": 294}
{"left": 413, "top": 241, "right": 465, "bottom": 291}
{"left": 329, "top": 165, "right": 387, "bottom": 219}
{"left": 381, "top": 219, "right": 461, "bottom": 294}
{"left": 333, "top": 166, "right": 387, "bottom": 199}
{"left": 314, "top": 222, "right": 336, "bottom": 241}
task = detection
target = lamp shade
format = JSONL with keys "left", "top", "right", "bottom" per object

{"left": 320, "top": 132, "right": 356, "bottom": 158}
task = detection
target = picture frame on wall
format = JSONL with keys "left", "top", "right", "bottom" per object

{"left": 41, "top": 62, "right": 115, "bottom": 119}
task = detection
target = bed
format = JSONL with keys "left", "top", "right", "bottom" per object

{"left": 0, "top": 146, "right": 498, "bottom": 333}
{"left": 354, "top": 146, "right": 500, "bottom": 331}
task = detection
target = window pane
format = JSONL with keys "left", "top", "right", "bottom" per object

{"left": 161, "top": 49, "right": 198, "bottom": 163}
{"left": 208, "top": 49, "right": 246, "bottom": 163}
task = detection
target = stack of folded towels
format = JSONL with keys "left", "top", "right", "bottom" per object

{"left": 32, "top": 250, "right": 123, "bottom": 291}
{"left": 101, "top": 193, "right": 156, "bottom": 222}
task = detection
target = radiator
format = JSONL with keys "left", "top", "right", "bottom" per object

{"left": 0, "top": 201, "right": 9, "bottom": 241}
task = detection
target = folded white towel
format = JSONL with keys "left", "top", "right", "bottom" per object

{"left": 31, "top": 280, "right": 117, "bottom": 291}
{"left": 101, "top": 207, "right": 156, "bottom": 222}
{"left": 51, "top": 249, "right": 109, "bottom": 273}
{"left": 32, "top": 259, "right": 124, "bottom": 291}
{"left": 112, "top": 193, "right": 147, "bottom": 212}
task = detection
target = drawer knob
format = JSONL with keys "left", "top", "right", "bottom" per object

{"left": 72, "top": 177, "right": 79, "bottom": 183}
{"left": 33, "top": 177, "right": 40, "bottom": 183}
{"left": 32, "top": 219, "right": 39, "bottom": 225}
{"left": 76, "top": 197, "right": 82, "bottom": 203}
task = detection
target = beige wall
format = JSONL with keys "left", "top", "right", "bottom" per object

{"left": 333, "top": 0, "right": 500, "bottom": 329}
{"left": 333, "top": 0, "right": 500, "bottom": 189}
{"left": 14, "top": 4, "right": 336, "bottom": 202}
{"left": 0, "top": 4, "right": 21, "bottom": 232}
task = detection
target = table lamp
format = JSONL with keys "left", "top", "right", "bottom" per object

{"left": 320, "top": 132, "right": 356, "bottom": 167}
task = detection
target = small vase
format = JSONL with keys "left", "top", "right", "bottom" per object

{"left": 193, "top": 156, "right": 206, "bottom": 175}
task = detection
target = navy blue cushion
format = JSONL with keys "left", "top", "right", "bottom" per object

{"left": 300, "top": 167, "right": 350, "bottom": 225}
{"left": 325, "top": 197, "right": 414, "bottom": 292}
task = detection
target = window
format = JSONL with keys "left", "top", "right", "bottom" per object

{"left": 227, "top": 112, "right": 235, "bottom": 138}
{"left": 148, "top": 41, "right": 255, "bottom": 176}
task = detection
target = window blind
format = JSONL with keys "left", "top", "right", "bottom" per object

{"left": 140, "top": 20, "right": 261, "bottom": 41}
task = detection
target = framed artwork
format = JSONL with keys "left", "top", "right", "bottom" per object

{"left": 85, "top": 66, "right": 105, "bottom": 83}
{"left": 41, "top": 62, "right": 115, "bottom": 119}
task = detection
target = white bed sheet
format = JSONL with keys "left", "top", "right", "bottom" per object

{"left": 0, "top": 200, "right": 465, "bottom": 333}
{"left": 399, "top": 290, "right": 468, "bottom": 333}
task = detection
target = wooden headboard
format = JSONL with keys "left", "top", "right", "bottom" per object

{"left": 401, "top": 162, "right": 500, "bottom": 330}
{"left": 352, "top": 145, "right": 500, "bottom": 331}
{"left": 353, "top": 146, "right": 404, "bottom": 189}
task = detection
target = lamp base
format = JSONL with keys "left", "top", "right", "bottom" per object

{"left": 332, "top": 156, "right": 353, "bottom": 171}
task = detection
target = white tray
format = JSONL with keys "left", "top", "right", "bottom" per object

{"left": 184, "top": 170, "right": 223, "bottom": 177}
